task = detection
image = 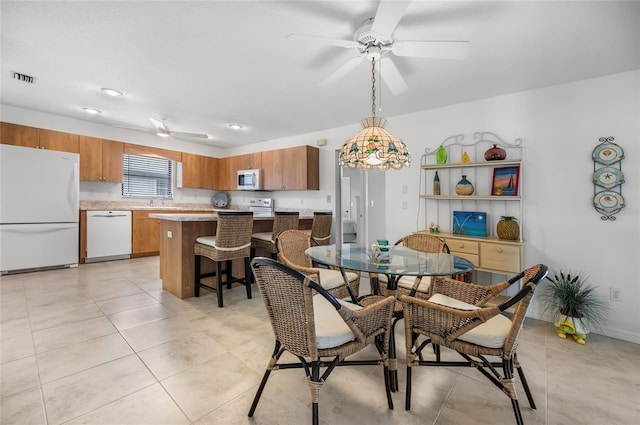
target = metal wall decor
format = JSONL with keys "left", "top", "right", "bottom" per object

{"left": 592, "top": 136, "right": 625, "bottom": 220}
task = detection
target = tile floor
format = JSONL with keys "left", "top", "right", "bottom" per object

{"left": 1, "top": 257, "right": 639, "bottom": 425}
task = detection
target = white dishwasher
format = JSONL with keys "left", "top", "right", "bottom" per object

{"left": 86, "top": 211, "right": 132, "bottom": 263}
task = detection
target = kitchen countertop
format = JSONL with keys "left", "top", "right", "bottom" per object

{"left": 149, "top": 213, "right": 315, "bottom": 221}
{"left": 80, "top": 201, "right": 218, "bottom": 211}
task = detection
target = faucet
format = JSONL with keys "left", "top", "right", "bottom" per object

{"left": 149, "top": 197, "right": 155, "bottom": 207}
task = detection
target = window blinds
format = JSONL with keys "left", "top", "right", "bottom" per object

{"left": 122, "top": 154, "right": 173, "bottom": 198}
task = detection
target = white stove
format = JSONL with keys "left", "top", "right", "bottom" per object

{"left": 249, "top": 198, "right": 274, "bottom": 218}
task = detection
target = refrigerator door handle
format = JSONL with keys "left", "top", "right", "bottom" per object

{"left": 69, "top": 162, "right": 79, "bottom": 211}
{"left": 1, "top": 224, "right": 77, "bottom": 233}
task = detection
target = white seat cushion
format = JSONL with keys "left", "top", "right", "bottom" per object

{"left": 313, "top": 295, "right": 362, "bottom": 349}
{"left": 397, "top": 275, "right": 431, "bottom": 294}
{"left": 196, "top": 235, "right": 217, "bottom": 246}
{"left": 318, "top": 269, "right": 358, "bottom": 291}
{"left": 428, "top": 293, "right": 512, "bottom": 349}
{"left": 251, "top": 231, "right": 273, "bottom": 242}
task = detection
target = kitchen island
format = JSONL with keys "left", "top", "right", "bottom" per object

{"left": 151, "top": 213, "right": 313, "bottom": 299}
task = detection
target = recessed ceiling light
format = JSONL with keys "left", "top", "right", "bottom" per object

{"left": 228, "top": 123, "right": 244, "bottom": 130}
{"left": 82, "top": 107, "right": 102, "bottom": 115}
{"left": 101, "top": 87, "right": 123, "bottom": 97}
{"left": 156, "top": 132, "right": 170, "bottom": 138}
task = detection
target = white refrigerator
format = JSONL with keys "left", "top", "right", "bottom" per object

{"left": 1, "top": 144, "right": 79, "bottom": 274}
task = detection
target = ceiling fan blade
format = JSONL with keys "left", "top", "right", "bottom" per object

{"left": 319, "top": 55, "right": 365, "bottom": 86}
{"left": 380, "top": 57, "right": 408, "bottom": 95}
{"left": 371, "top": 0, "right": 412, "bottom": 36}
{"left": 392, "top": 40, "right": 470, "bottom": 60}
{"left": 149, "top": 118, "right": 168, "bottom": 131}
{"left": 170, "top": 131, "right": 209, "bottom": 140}
{"left": 287, "top": 33, "right": 359, "bottom": 49}
{"left": 111, "top": 124, "right": 156, "bottom": 134}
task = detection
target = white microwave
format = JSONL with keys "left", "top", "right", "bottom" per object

{"left": 237, "top": 169, "right": 262, "bottom": 190}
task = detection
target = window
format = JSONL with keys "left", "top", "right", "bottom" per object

{"left": 122, "top": 154, "right": 173, "bottom": 198}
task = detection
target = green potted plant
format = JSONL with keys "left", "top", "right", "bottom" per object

{"left": 538, "top": 269, "right": 610, "bottom": 344}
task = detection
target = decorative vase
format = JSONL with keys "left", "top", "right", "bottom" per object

{"left": 462, "top": 151, "right": 470, "bottom": 163}
{"left": 436, "top": 145, "right": 447, "bottom": 164}
{"left": 455, "top": 175, "right": 474, "bottom": 195}
{"left": 433, "top": 171, "right": 441, "bottom": 195}
{"left": 484, "top": 144, "right": 507, "bottom": 161}
{"left": 496, "top": 216, "right": 519, "bottom": 240}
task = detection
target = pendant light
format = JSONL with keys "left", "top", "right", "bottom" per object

{"left": 339, "top": 56, "right": 411, "bottom": 170}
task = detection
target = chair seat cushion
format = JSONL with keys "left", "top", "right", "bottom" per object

{"left": 196, "top": 235, "right": 217, "bottom": 246}
{"left": 313, "top": 295, "right": 362, "bottom": 349}
{"left": 397, "top": 275, "right": 431, "bottom": 293}
{"left": 428, "top": 293, "right": 512, "bottom": 349}
{"left": 251, "top": 232, "right": 273, "bottom": 242}
{"left": 318, "top": 269, "right": 358, "bottom": 291}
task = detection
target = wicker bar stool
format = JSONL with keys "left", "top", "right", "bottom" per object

{"left": 303, "top": 211, "right": 332, "bottom": 245}
{"left": 194, "top": 211, "right": 254, "bottom": 308}
{"left": 251, "top": 211, "right": 299, "bottom": 259}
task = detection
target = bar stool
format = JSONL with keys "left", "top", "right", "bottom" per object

{"left": 251, "top": 211, "right": 299, "bottom": 259}
{"left": 303, "top": 211, "right": 332, "bottom": 245}
{"left": 194, "top": 211, "right": 254, "bottom": 308}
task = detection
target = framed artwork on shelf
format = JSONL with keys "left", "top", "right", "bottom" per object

{"left": 492, "top": 166, "right": 520, "bottom": 196}
{"left": 452, "top": 211, "right": 487, "bottom": 237}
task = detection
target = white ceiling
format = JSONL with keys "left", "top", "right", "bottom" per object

{"left": 2, "top": 1, "right": 639, "bottom": 148}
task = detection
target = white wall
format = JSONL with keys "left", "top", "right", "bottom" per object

{"left": 382, "top": 70, "right": 639, "bottom": 343}
{"left": 3, "top": 70, "right": 638, "bottom": 342}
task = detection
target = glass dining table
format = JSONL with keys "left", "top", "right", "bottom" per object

{"left": 305, "top": 243, "right": 475, "bottom": 391}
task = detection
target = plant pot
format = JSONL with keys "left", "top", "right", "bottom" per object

{"left": 497, "top": 218, "right": 519, "bottom": 240}
{"left": 554, "top": 313, "right": 589, "bottom": 335}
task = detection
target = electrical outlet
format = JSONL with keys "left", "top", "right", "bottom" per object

{"left": 326, "top": 194, "right": 331, "bottom": 203}
{"left": 401, "top": 184, "right": 408, "bottom": 193}
{"left": 402, "top": 200, "right": 408, "bottom": 209}
{"left": 610, "top": 287, "right": 621, "bottom": 302}
{"left": 167, "top": 230, "right": 173, "bottom": 238}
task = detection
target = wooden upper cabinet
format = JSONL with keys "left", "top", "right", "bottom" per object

{"left": 1, "top": 122, "right": 39, "bottom": 148}
{"left": 39, "top": 129, "right": 79, "bottom": 153}
{"left": 79, "top": 136, "right": 123, "bottom": 182}
{"left": 180, "top": 153, "right": 202, "bottom": 189}
{"left": 263, "top": 146, "right": 319, "bottom": 190}
{"left": 180, "top": 153, "right": 218, "bottom": 190}
{"left": 1, "top": 123, "right": 79, "bottom": 153}
{"left": 216, "top": 157, "right": 233, "bottom": 190}
{"left": 200, "top": 156, "right": 218, "bottom": 190}
{"left": 235, "top": 152, "right": 261, "bottom": 170}
{"left": 101, "top": 140, "right": 124, "bottom": 182}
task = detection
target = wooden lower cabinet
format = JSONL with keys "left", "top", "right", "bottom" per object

{"left": 132, "top": 210, "right": 214, "bottom": 257}
{"left": 443, "top": 234, "right": 523, "bottom": 274}
{"left": 132, "top": 210, "right": 162, "bottom": 257}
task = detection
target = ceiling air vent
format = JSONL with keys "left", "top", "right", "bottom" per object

{"left": 12, "top": 71, "right": 35, "bottom": 84}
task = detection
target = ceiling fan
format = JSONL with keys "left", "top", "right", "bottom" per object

{"left": 113, "top": 118, "right": 209, "bottom": 140}
{"left": 288, "top": 0, "right": 470, "bottom": 95}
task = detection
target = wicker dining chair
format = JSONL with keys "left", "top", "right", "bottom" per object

{"left": 249, "top": 258, "right": 396, "bottom": 425}
{"left": 400, "top": 264, "right": 548, "bottom": 425}
{"left": 251, "top": 211, "right": 299, "bottom": 259}
{"left": 377, "top": 233, "right": 450, "bottom": 300}
{"left": 276, "top": 229, "right": 359, "bottom": 301}
{"left": 303, "top": 211, "right": 332, "bottom": 245}
{"left": 194, "top": 211, "right": 254, "bottom": 308}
